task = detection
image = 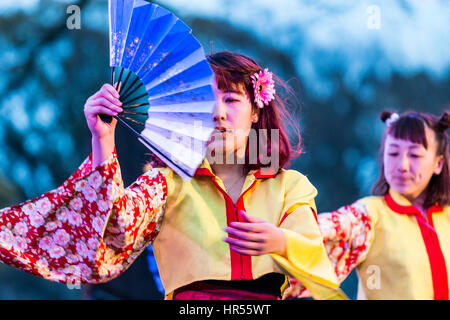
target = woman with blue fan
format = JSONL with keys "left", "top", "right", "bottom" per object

{"left": 89, "top": 51, "right": 345, "bottom": 300}
{"left": 0, "top": 50, "right": 344, "bottom": 300}
{"left": 0, "top": 1, "right": 344, "bottom": 300}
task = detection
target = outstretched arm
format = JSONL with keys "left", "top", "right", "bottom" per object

{"left": 318, "top": 201, "right": 373, "bottom": 282}
{"left": 283, "top": 200, "right": 374, "bottom": 299}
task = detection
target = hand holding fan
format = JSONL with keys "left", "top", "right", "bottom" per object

{"left": 107, "top": 0, "right": 216, "bottom": 180}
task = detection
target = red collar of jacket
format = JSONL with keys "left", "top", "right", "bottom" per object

{"left": 194, "top": 159, "right": 278, "bottom": 179}
{"left": 384, "top": 189, "right": 444, "bottom": 216}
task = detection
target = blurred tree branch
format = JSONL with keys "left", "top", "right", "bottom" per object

{"left": 3, "top": 0, "right": 91, "bottom": 96}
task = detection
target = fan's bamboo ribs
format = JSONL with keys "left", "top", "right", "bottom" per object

{"left": 122, "top": 102, "right": 149, "bottom": 109}
{"left": 120, "top": 77, "right": 140, "bottom": 100}
{"left": 115, "top": 115, "right": 140, "bottom": 137}
{"left": 121, "top": 82, "right": 144, "bottom": 102}
{"left": 118, "top": 114, "right": 145, "bottom": 126}
{"left": 111, "top": 67, "right": 115, "bottom": 86}
{"left": 119, "top": 70, "right": 132, "bottom": 95}
{"left": 122, "top": 92, "right": 147, "bottom": 106}
{"left": 122, "top": 111, "right": 148, "bottom": 116}
{"left": 115, "top": 68, "right": 125, "bottom": 92}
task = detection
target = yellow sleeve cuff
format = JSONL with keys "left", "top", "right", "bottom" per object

{"left": 270, "top": 229, "right": 348, "bottom": 300}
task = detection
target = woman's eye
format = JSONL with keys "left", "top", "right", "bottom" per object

{"left": 410, "top": 154, "right": 422, "bottom": 158}
{"left": 225, "top": 98, "right": 239, "bottom": 103}
{"left": 388, "top": 152, "right": 398, "bottom": 156}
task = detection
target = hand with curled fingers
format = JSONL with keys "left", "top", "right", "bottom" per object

{"left": 84, "top": 83, "right": 123, "bottom": 140}
{"left": 84, "top": 83, "right": 123, "bottom": 167}
{"left": 223, "top": 210, "right": 287, "bottom": 256}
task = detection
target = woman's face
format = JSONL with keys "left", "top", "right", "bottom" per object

{"left": 383, "top": 126, "right": 444, "bottom": 203}
{"left": 207, "top": 77, "right": 258, "bottom": 162}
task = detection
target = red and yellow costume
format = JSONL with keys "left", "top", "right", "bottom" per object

{"left": 317, "top": 189, "right": 450, "bottom": 300}
{"left": 0, "top": 150, "right": 344, "bottom": 299}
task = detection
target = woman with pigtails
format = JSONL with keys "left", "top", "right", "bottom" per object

{"left": 285, "top": 110, "right": 450, "bottom": 300}
{"left": 0, "top": 51, "right": 345, "bottom": 300}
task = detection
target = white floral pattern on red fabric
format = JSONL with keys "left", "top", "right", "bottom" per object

{"left": 319, "top": 201, "right": 373, "bottom": 282}
{"left": 0, "top": 150, "right": 167, "bottom": 285}
{"left": 285, "top": 200, "right": 373, "bottom": 299}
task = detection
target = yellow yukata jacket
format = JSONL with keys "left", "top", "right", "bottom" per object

{"left": 319, "top": 189, "right": 450, "bottom": 300}
{"left": 153, "top": 159, "right": 343, "bottom": 299}
{"left": 0, "top": 150, "right": 343, "bottom": 300}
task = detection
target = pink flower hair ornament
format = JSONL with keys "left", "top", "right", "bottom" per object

{"left": 251, "top": 68, "right": 276, "bottom": 109}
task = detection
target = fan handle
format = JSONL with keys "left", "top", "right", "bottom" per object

{"left": 100, "top": 114, "right": 113, "bottom": 123}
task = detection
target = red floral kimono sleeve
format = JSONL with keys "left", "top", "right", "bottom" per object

{"left": 0, "top": 150, "right": 167, "bottom": 286}
{"left": 284, "top": 200, "right": 373, "bottom": 299}
{"left": 318, "top": 200, "right": 373, "bottom": 282}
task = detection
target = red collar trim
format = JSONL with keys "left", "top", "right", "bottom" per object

{"left": 194, "top": 168, "right": 215, "bottom": 177}
{"left": 253, "top": 168, "right": 277, "bottom": 179}
{"left": 428, "top": 204, "right": 445, "bottom": 214}
{"left": 194, "top": 167, "right": 277, "bottom": 179}
{"left": 384, "top": 193, "right": 444, "bottom": 215}
{"left": 384, "top": 193, "right": 418, "bottom": 215}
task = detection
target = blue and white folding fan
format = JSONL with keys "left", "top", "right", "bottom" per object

{"left": 107, "top": 0, "right": 216, "bottom": 181}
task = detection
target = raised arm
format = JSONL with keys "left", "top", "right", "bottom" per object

{"left": 0, "top": 84, "right": 168, "bottom": 286}
{"left": 82, "top": 83, "right": 122, "bottom": 167}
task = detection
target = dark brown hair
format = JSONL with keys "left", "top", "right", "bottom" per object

{"left": 372, "top": 110, "right": 450, "bottom": 208}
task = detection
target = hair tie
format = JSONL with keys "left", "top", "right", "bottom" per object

{"left": 386, "top": 113, "right": 399, "bottom": 127}
{"left": 251, "top": 68, "right": 276, "bottom": 109}
{"left": 438, "top": 111, "right": 450, "bottom": 132}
